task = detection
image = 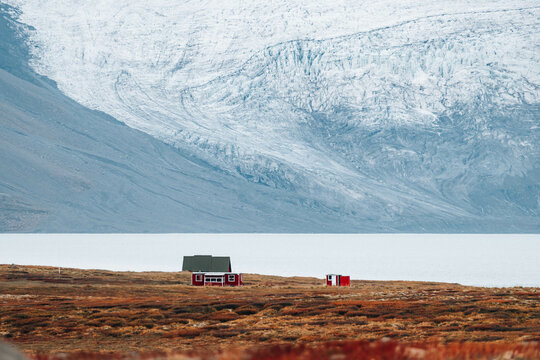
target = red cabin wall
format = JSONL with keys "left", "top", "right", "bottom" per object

{"left": 224, "top": 274, "right": 234, "bottom": 286}
{"left": 191, "top": 273, "right": 204, "bottom": 286}
{"left": 235, "top": 274, "right": 242, "bottom": 286}
{"left": 326, "top": 275, "right": 350, "bottom": 286}
{"left": 224, "top": 274, "right": 242, "bottom": 286}
{"left": 191, "top": 273, "right": 242, "bottom": 287}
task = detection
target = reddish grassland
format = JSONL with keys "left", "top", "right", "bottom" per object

{"left": 0, "top": 265, "right": 538, "bottom": 359}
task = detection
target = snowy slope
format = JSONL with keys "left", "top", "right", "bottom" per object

{"left": 1, "top": 1, "right": 540, "bottom": 231}
{"left": 0, "top": 4, "right": 373, "bottom": 232}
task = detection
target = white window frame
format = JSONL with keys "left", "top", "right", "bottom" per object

{"left": 195, "top": 274, "right": 203, "bottom": 282}
{"left": 228, "top": 275, "right": 235, "bottom": 282}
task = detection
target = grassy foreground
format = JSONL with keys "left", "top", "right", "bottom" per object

{"left": 0, "top": 265, "right": 538, "bottom": 359}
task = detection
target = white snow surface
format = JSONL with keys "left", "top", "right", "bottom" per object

{"left": 6, "top": 0, "right": 540, "bottom": 223}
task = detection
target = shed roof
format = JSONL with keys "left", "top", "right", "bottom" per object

{"left": 182, "top": 255, "right": 232, "bottom": 272}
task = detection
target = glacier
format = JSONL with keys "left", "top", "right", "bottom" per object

{"left": 0, "top": 0, "right": 539, "bottom": 232}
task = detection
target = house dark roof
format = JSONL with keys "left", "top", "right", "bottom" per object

{"left": 182, "top": 255, "right": 232, "bottom": 272}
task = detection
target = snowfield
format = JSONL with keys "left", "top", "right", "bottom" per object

{"left": 1, "top": 0, "right": 539, "bottom": 231}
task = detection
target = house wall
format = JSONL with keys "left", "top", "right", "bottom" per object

{"left": 190, "top": 273, "right": 242, "bottom": 286}
{"left": 191, "top": 273, "right": 204, "bottom": 286}
{"left": 204, "top": 275, "right": 224, "bottom": 286}
{"left": 224, "top": 273, "right": 242, "bottom": 286}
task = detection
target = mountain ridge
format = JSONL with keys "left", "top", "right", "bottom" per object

{"left": 1, "top": 1, "right": 539, "bottom": 232}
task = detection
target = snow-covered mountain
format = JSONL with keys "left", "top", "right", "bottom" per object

{"left": 1, "top": 1, "right": 539, "bottom": 232}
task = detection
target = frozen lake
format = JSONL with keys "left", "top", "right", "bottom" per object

{"left": 1, "top": 234, "right": 538, "bottom": 287}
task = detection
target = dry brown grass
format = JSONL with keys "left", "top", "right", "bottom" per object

{"left": 0, "top": 264, "right": 538, "bottom": 359}
{"left": 27, "top": 341, "right": 540, "bottom": 360}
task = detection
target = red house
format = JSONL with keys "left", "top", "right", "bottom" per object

{"left": 326, "top": 274, "right": 350, "bottom": 287}
{"left": 191, "top": 272, "right": 243, "bottom": 287}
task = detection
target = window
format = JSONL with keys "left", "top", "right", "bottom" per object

{"left": 328, "top": 275, "right": 332, "bottom": 280}
{"left": 228, "top": 275, "right": 235, "bottom": 282}
{"left": 195, "top": 274, "right": 202, "bottom": 282}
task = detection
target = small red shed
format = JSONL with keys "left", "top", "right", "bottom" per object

{"left": 326, "top": 274, "right": 350, "bottom": 287}
{"left": 191, "top": 272, "right": 243, "bottom": 287}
